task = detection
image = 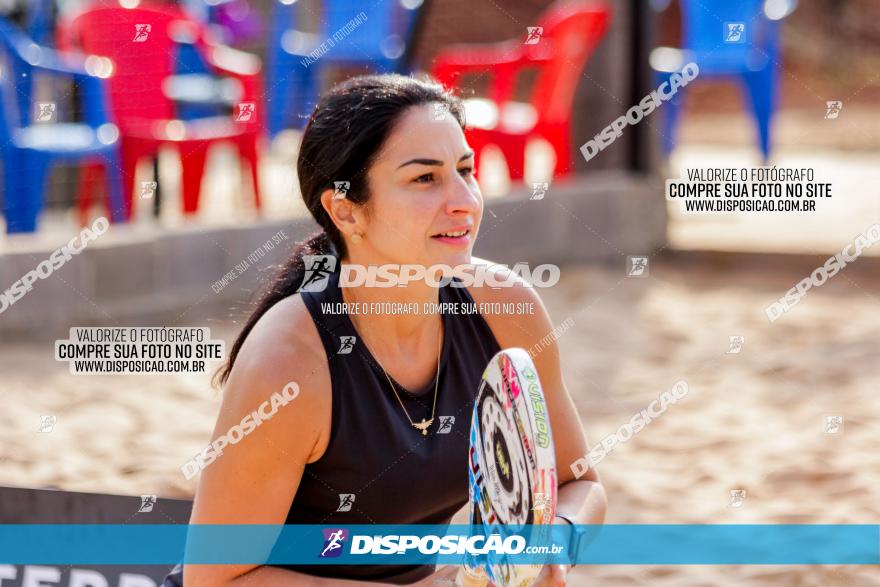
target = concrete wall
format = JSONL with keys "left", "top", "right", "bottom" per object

{"left": 0, "top": 172, "right": 665, "bottom": 341}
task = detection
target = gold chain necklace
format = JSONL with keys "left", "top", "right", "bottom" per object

{"left": 341, "top": 287, "right": 443, "bottom": 435}
{"left": 378, "top": 321, "right": 443, "bottom": 436}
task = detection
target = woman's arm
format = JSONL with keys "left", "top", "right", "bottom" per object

{"left": 468, "top": 263, "right": 608, "bottom": 515}
{"left": 184, "top": 296, "right": 465, "bottom": 587}
{"left": 183, "top": 297, "right": 340, "bottom": 586}
{"left": 507, "top": 285, "right": 608, "bottom": 523}
{"left": 532, "top": 307, "right": 606, "bottom": 585}
{"left": 534, "top": 321, "right": 607, "bottom": 525}
{"left": 524, "top": 292, "right": 606, "bottom": 522}
{"left": 467, "top": 262, "right": 608, "bottom": 584}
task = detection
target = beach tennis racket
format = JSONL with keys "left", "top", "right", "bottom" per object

{"left": 456, "top": 348, "right": 557, "bottom": 587}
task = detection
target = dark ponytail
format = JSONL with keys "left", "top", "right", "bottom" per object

{"left": 213, "top": 74, "right": 464, "bottom": 387}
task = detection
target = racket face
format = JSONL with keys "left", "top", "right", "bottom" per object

{"left": 466, "top": 348, "right": 557, "bottom": 586}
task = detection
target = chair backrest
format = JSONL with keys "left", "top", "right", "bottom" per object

{"left": 530, "top": 1, "right": 611, "bottom": 126}
{"left": 0, "top": 15, "right": 38, "bottom": 131}
{"left": 183, "top": 0, "right": 261, "bottom": 45}
{"left": 26, "top": 0, "right": 55, "bottom": 46}
{"left": 328, "top": 0, "right": 421, "bottom": 61}
{"left": 0, "top": 29, "right": 17, "bottom": 144}
{"left": 213, "top": 0, "right": 263, "bottom": 45}
{"left": 680, "top": 0, "right": 779, "bottom": 58}
{"left": 68, "top": 4, "right": 180, "bottom": 125}
{"left": 275, "top": 0, "right": 424, "bottom": 64}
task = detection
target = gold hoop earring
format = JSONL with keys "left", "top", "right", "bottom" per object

{"left": 350, "top": 233, "right": 363, "bottom": 245}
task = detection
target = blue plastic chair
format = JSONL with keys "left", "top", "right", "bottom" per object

{"left": 181, "top": 0, "right": 263, "bottom": 45}
{"left": 0, "top": 17, "right": 125, "bottom": 233}
{"left": 267, "top": 0, "right": 425, "bottom": 136}
{"left": 653, "top": 0, "right": 795, "bottom": 161}
{"left": 169, "top": 35, "right": 233, "bottom": 121}
{"left": 172, "top": 1, "right": 260, "bottom": 121}
{"left": 25, "top": 0, "right": 55, "bottom": 46}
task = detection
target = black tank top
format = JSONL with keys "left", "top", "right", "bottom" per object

{"left": 271, "top": 268, "right": 501, "bottom": 584}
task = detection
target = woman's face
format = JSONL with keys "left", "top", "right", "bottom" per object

{"left": 357, "top": 103, "right": 482, "bottom": 270}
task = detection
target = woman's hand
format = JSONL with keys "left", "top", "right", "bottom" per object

{"left": 529, "top": 562, "right": 570, "bottom": 587}
{"left": 528, "top": 513, "right": 573, "bottom": 586}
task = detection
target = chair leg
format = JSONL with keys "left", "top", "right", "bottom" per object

{"left": 15, "top": 63, "right": 33, "bottom": 128}
{"left": 5, "top": 154, "right": 49, "bottom": 234}
{"left": 76, "top": 163, "right": 100, "bottom": 227}
{"left": 659, "top": 71, "right": 685, "bottom": 155}
{"left": 103, "top": 152, "right": 127, "bottom": 224}
{"left": 504, "top": 145, "right": 526, "bottom": 181}
{"left": 121, "top": 142, "right": 147, "bottom": 222}
{"left": 238, "top": 136, "right": 261, "bottom": 211}
{"left": 554, "top": 136, "right": 572, "bottom": 176}
{"left": 3, "top": 151, "right": 26, "bottom": 233}
{"left": 549, "top": 127, "right": 572, "bottom": 176}
{"left": 180, "top": 143, "right": 210, "bottom": 215}
{"left": 742, "top": 66, "right": 776, "bottom": 163}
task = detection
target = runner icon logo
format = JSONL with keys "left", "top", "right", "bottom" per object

{"left": 432, "top": 103, "right": 450, "bottom": 121}
{"left": 333, "top": 181, "right": 350, "bottom": 199}
{"left": 38, "top": 415, "right": 57, "bottom": 433}
{"left": 524, "top": 27, "right": 543, "bottom": 45}
{"left": 235, "top": 103, "right": 256, "bottom": 122}
{"left": 336, "top": 493, "right": 355, "bottom": 512}
{"left": 627, "top": 256, "right": 649, "bottom": 277}
{"left": 300, "top": 255, "right": 338, "bottom": 292}
{"left": 530, "top": 183, "right": 549, "bottom": 200}
{"left": 133, "top": 24, "right": 151, "bottom": 42}
{"left": 140, "top": 181, "right": 158, "bottom": 199}
{"left": 138, "top": 495, "right": 157, "bottom": 513}
{"left": 728, "top": 489, "right": 747, "bottom": 508}
{"left": 724, "top": 22, "right": 745, "bottom": 43}
{"left": 36, "top": 103, "right": 57, "bottom": 122}
{"left": 320, "top": 528, "right": 349, "bottom": 558}
{"left": 436, "top": 416, "right": 455, "bottom": 434}
{"left": 337, "top": 336, "right": 356, "bottom": 355}
{"left": 825, "top": 101, "right": 843, "bottom": 119}
{"left": 824, "top": 415, "right": 844, "bottom": 434}
{"left": 727, "top": 336, "right": 745, "bottom": 354}
{"left": 533, "top": 492, "right": 552, "bottom": 515}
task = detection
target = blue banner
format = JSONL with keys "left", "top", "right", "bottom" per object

{"left": 0, "top": 524, "right": 877, "bottom": 565}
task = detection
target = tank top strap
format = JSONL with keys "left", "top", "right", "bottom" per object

{"left": 299, "top": 269, "right": 350, "bottom": 358}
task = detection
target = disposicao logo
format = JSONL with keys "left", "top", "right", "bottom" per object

{"left": 319, "top": 528, "right": 348, "bottom": 558}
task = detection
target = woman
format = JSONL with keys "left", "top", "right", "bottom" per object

{"left": 182, "top": 74, "right": 606, "bottom": 586}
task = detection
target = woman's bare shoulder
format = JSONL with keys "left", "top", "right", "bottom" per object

{"left": 233, "top": 294, "right": 326, "bottom": 372}
{"left": 463, "top": 256, "right": 554, "bottom": 350}
{"left": 221, "top": 294, "right": 332, "bottom": 463}
{"left": 464, "top": 256, "right": 546, "bottom": 305}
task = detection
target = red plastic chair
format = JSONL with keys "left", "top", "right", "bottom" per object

{"left": 59, "top": 2, "right": 264, "bottom": 221}
{"left": 432, "top": 1, "right": 610, "bottom": 180}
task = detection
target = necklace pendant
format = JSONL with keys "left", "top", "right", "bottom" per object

{"left": 413, "top": 417, "right": 433, "bottom": 435}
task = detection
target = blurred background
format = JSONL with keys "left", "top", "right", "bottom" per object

{"left": 0, "top": 1, "right": 878, "bottom": 586}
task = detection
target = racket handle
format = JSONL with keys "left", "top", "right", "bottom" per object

{"left": 454, "top": 565, "right": 489, "bottom": 587}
